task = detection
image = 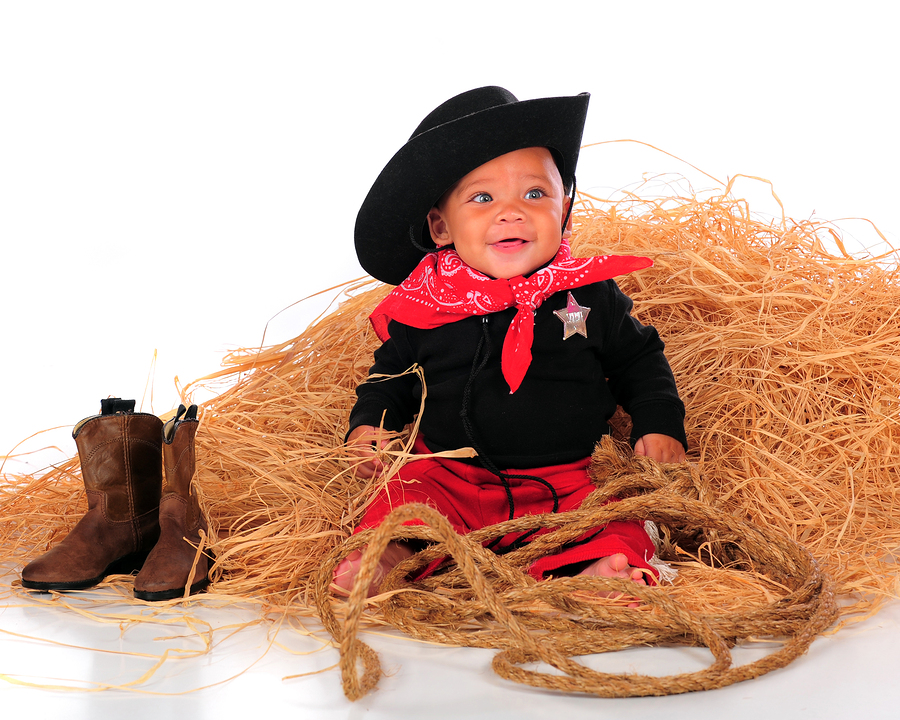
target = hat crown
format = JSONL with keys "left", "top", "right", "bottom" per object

{"left": 410, "top": 86, "right": 519, "bottom": 140}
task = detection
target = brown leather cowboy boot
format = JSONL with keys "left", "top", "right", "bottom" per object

{"left": 134, "top": 404, "right": 211, "bottom": 601}
{"left": 21, "top": 398, "right": 162, "bottom": 591}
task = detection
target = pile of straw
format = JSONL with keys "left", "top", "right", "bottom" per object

{"left": 1, "top": 184, "right": 898, "bottom": 695}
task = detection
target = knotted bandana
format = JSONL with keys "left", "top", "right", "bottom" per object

{"left": 370, "top": 240, "right": 652, "bottom": 393}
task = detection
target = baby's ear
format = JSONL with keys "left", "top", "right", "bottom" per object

{"left": 427, "top": 207, "right": 452, "bottom": 246}
{"left": 562, "top": 197, "right": 574, "bottom": 240}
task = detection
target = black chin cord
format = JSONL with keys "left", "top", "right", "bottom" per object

{"left": 561, "top": 175, "right": 576, "bottom": 235}
{"left": 459, "top": 317, "right": 560, "bottom": 554}
{"left": 409, "top": 224, "right": 435, "bottom": 254}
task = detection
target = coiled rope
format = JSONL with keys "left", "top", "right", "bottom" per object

{"left": 314, "top": 438, "right": 837, "bottom": 700}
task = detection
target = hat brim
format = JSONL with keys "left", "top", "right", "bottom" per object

{"left": 355, "top": 93, "right": 590, "bottom": 285}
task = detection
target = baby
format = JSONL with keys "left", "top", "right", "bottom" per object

{"left": 335, "top": 87, "right": 686, "bottom": 598}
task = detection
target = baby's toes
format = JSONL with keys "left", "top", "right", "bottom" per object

{"left": 630, "top": 568, "right": 647, "bottom": 584}
{"left": 607, "top": 553, "right": 631, "bottom": 575}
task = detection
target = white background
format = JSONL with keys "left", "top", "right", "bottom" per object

{"left": 2, "top": 2, "right": 896, "bottom": 470}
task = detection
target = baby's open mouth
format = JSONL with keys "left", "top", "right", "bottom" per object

{"left": 494, "top": 238, "right": 527, "bottom": 247}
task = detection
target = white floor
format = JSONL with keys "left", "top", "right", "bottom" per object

{"left": 1, "top": 569, "right": 898, "bottom": 719}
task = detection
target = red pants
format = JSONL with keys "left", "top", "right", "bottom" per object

{"left": 355, "top": 438, "right": 656, "bottom": 581}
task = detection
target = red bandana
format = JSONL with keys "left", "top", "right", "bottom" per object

{"left": 370, "top": 240, "right": 652, "bottom": 393}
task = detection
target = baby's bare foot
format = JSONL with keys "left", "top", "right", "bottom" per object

{"left": 332, "top": 541, "right": 414, "bottom": 597}
{"left": 578, "top": 552, "right": 647, "bottom": 607}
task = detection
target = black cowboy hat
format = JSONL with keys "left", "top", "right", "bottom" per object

{"left": 354, "top": 86, "right": 590, "bottom": 285}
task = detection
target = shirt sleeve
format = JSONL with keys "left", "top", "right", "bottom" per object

{"left": 347, "top": 320, "right": 421, "bottom": 436}
{"left": 597, "top": 281, "right": 687, "bottom": 449}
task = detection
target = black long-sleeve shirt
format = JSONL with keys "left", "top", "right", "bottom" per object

{"left": 349, "top": 280, "right": 686, "bottom": 468}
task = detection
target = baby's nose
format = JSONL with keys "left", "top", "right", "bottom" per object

{"left": 497, "top": 202, "right": 525, "bottom": 221}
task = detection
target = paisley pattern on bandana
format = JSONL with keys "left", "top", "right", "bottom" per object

{"left": 370, "top": 240, "right": 652, "bottom": 393}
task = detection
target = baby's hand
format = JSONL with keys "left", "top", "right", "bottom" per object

{"left": 347, "top": 425, "right": 392, "bottom": 478}
{"left": 634, "top": 433, "right": 686, "bottom": 463}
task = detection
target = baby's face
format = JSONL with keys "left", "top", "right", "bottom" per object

{"left": 426, "top": 147, "right": 569, "bottom": 279}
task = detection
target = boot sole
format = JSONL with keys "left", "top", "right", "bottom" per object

{"left": 21, "top": 551, "right": 150, "bottom": 592}
{"left": 133, "top": 550, "right": 215, "bottom": 602}
{"left": 133, "top": 575, "right": 211, "bottom": 602}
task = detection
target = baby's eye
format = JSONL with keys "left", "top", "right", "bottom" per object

{"left": 473, "top": 192, "right": 493, "bottom": 203}
{"left": 525, "top": 189, "right": 545, "bottom": 200}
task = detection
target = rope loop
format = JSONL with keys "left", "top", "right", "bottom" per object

{"left": 314, "top": 437, "right": 838, "bottom": 700}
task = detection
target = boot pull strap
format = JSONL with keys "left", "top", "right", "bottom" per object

{"left": 163, "top": 404, "right": 199, "bottom": 442}
{"left": 174, "top": 403, "right": 199, "bottom": 423}
{"left": 73, "top": 398, "right": 136, "bottom": 437}
{"left": 100, "top": 398, "right": 135, "bottom": 416}
{"left": 164, "top": 405, "right": 186, "bottom": 443}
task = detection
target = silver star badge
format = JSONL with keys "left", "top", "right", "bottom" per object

{"left": 554, "top": 291, "right": 590, "bottom": 340}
